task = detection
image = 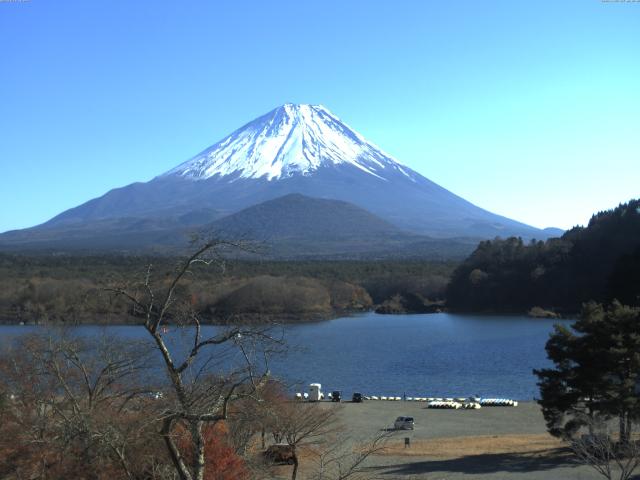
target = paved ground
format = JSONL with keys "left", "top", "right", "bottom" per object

{"left": 304, "top": 400, "right": 606, "bottom": 480}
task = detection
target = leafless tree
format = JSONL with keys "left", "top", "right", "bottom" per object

{"left": 107, "top": 239, "right": 282, "bottom": 480}
{"left": 570, "top": 415, "right": 640, "bottom": 480}
{"left": 264, "top": 401, "right": 340, "bottom": 480}
{"left": 0, "top": 332, "right": 160, "bottom": 480}
{"left": 310, "top": 429, "right": 395, "bottom": 480}
{"left": 260, "top": 397, "right": 394, "bottom": 480}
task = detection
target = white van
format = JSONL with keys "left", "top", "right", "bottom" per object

{"left": 394, "top": 416, "right": 415, "bottom": 430}
{"left": 309, "top": 383, "right": 323, "bottom": 401}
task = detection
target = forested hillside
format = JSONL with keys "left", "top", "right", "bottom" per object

{"left": 0, "top": 255, "right": 454, "bottom": 324}
{"left": 446, "top": 199, "right": 640, "bottom": 313}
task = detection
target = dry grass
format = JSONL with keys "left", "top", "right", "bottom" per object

{"left": 378, "top": 433, "right": 566, "bottom": 459}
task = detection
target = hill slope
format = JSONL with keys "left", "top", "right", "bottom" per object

{"left": 211, "top": 193, "right": 400, "bottom": 240}
{"left": 446, "top": 198, "right": 640, "bottom": 312}
{"left": 208, "top": 194, "right": 478, "bottom": 259}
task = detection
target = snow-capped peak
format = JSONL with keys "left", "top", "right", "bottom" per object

{"left": 162, "top": 103, "right": 414, "bottom": 181}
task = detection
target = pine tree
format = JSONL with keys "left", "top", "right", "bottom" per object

{"left": 534, "top": 301, "right": 640, "bottom": 444}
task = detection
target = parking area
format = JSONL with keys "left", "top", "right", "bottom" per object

{"left": 313, "top": 400, "right": 604, "bottom": 480}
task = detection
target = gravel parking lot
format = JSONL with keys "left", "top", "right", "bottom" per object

{"left": 305, "top": 400, "right": 605, "bottom": 480}
{"left": 333, "top": 399, "right": 548, "bottom": 439}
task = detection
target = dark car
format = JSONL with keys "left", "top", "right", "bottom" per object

{"left": 331, "top": 390, "right": 341, "bottom": 402}
{"left": 263, "top": 444, "right": 295, "bottom": 464}
{"left": 352, "top": 392, "right": 363, "bottom": 403}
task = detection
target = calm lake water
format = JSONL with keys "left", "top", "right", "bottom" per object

{"left": 0, "top": 313, "right": 571, "bottom": 400}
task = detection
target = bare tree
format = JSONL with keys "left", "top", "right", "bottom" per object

{"left": 0, "top": 332, "right": 160, "bottom": 480}
{"left": 39, "top": 334, "right": 157, "bottom": 479}
{"left": 571, "top": 416, "right": 640, "bottom": 480}
{"left": 311, "top": 429, "right": 395, "bottom": 480}
{"left": 265, "top": 401, "right": 340, "bottom": 480}
{"left": 260, "top": 396, "right": 393, "bottom": 480}
{"left": 107, "top": 239, "right": 281, "bottom": 480}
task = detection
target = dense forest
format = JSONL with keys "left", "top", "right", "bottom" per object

{"left": 0, "top": 254, "right": 454, "bottom": 324}
{"left": 446, "top": 199, "right": 640, "bottom": 314}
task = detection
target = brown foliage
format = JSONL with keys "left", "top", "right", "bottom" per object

{"left": 0, "top": 334, "right": 165, "bottom": 480}
{"left": 173, "top": 422, "right": 249, "bottom": 480}
{"left": 213, "top": 276, "right": 332, "bottom": 318}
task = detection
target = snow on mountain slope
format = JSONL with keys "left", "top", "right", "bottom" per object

{"left": 0, "top": 102, "right": 560, "bottom": 251}
{"left": 163, "top": 103, "right": 416, "bottom": 182}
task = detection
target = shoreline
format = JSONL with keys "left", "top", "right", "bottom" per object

{"left": 0, "top": 307, "right": 576, "bottom": 327}
{"left": 0, "top": 311, "right": 369, "bottom": 327}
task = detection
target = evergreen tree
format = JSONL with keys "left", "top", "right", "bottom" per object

{"left": 535, "top": 301, "right": 640, "bottom": 444}
{"left": 447, "top": 198, "right": 640, "bottom": 313}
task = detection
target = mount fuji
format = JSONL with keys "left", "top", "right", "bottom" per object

{"left": 0, "top": 104, "right": 559, "bottom": 255}
{"left": 164, "top": 103, "right": 417, "bottom": 182}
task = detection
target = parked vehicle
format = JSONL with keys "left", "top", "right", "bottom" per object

{"left": 394, "top": 416, "right": 415, "bottom": 430}
{"left": 352, "top": 392, "right": 363, "bottom": 403}
{"left": 263, "top": 444, "right": 295, "bottom": 464}
{"left": 331, "top": 390, "right": 341, "bottom": 402}
{"left": 309, "top": 383, "right": 323, "bottom": 402}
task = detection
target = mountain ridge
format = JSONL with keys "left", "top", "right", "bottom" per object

{"left": 0, "top": 103, "right": 562, "bottom": 254}
{"left": 0, "top": 193, "right": 480, "bottom": 259}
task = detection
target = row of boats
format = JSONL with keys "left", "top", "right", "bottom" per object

{"left": 293, "top": 391, "right": 519, "bottom": 409}
{"left": 366, "top": 396, "right": 517, "bottom": 408}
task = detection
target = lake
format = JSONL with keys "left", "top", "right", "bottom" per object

{"left": 0, "top": 312, "right": 570, "bottom": 400}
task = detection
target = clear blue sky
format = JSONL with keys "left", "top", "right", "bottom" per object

{"left": 1, "top": 0, "right": 638, "bottom": 233}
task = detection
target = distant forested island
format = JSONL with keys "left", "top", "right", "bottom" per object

{"left": 446, "top": 199, "right": 640, "bottom": 314}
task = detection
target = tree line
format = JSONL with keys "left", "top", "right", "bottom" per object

{"left": 0, "top": 255, "right": 454, "bottom": 324}
{"left": 446, "top": 199, "right": 640, "bottom": 314}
